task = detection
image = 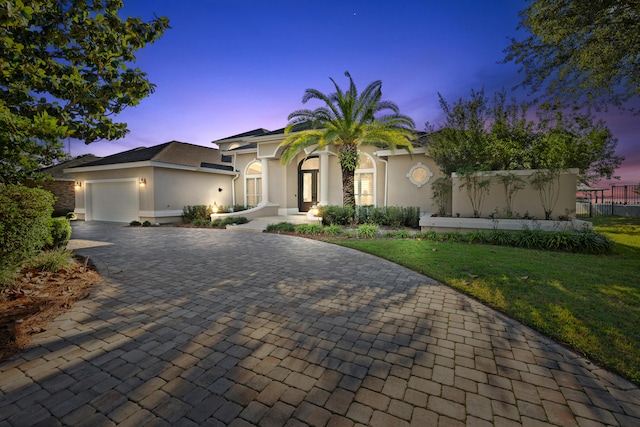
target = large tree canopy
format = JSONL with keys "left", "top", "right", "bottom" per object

{"left": 0, "top": 0, "right": 169, "bottom": 183}
{"left": 280, "top": 72, "right": 415, "bottom": 209}
{"left": 426, "top": 89, "right": 623, "bottom": 184}
{"left": 504, "top": 0, "right": 640, "bottom": 109}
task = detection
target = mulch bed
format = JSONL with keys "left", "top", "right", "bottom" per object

{"left": 0, "top": 258, "right": 101, "bottom": 361}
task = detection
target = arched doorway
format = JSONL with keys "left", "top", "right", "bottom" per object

{"left": 298, "top": 157, "right": 319, "bottom": 212}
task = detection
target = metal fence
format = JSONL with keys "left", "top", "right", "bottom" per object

{"left": 577, "top": 184, "right": 640, "bottom": 218}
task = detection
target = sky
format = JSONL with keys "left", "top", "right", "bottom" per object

{"left": 68, "top": 0, "right": 639, "bottom": 186}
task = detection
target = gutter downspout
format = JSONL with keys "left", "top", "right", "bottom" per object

{"left": 231, "top": 153, "right": 239, "bottom": 206}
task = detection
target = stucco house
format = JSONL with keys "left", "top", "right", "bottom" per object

{"left": 65, "top": 128, "right": 578, "bottom": 224}
{"left": 215, "top": 127, "right": 443, "bottom": 218}
{"left": 66, "top": 141, "right": 236, "bottom": 223}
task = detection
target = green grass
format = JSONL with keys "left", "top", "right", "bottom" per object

{"left": 330, "top": 216, "right": 640, "bottom": 384}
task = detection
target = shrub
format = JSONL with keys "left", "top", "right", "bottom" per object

{"left": 488, "top": 230, "right": 513, "bottom": 246}
{"left": 192, "top": 219, "right": 210, "bottom": 227}
{"left": 465, "top": 230, "right": 487, "bottom": 244}
{"left": 48, "top": 218, "right": 72, "bottom": 248}
{"left": 27, "top": 248, "right": 74, "bottom": 272}
{"left": 295, "top": 223, "right": 324, "bottom": 235}
{"left": 222, "top": 216, "right": 248, "bottom": 226}
{"left": 182, "top": 205, "right": 211, "bottom": 223}
{"left": 385, "top": 229, "right": 412, "bottom": 239}
{"left": 323, "top": 225, "right": 343, "bottom": 236}
{"left": 442, "top": 231, "right": 464, "bottom": 243}
{"left": 0, "top": 185, "right": 54, "bottom": 272}
{"left": 266, "top": 222, "right": 296, "bottom": 233}
{"left": 321, "top": 205, "right": 356, "bottom": 226}
{"left": 142, "top": 220, "right": 152, "bottom": 227}
{"left": 130, "top": 220, "right": 142, "bottom": 226}
{"left": 355, "top": 223, "right": 379, "bottom": 239}
{"left": 66, "top": 212, "right": 77, "bottom": 220}
{"left": 415, "top": 230, "right": 438, "bottom": 241}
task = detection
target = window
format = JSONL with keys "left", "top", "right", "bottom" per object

{"left": 355, "top": 153, "right": 375, "bottom": 206}
{"left": 407, "top": 162, "right": 433, "bottom": 187}
{"left": 245, "top": 160, "right": 262, "bottom": 206}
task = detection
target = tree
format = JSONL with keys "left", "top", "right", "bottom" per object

{"left": 426, "top": 89, "right": 623, "bottom": 184}
{"left": 530, "top": 106, "right": 623, "bottom": 183}
{"left": 0, "top": 0, "right": 169, "bottom": 183}
{"left": 280, "top": 72, "right": 416, "bottom": 208}
{"left": 504, "top": 0, "right": 640, "bottom": 109}
{"left": 426, "top": 89, "right": 535, "bottom": 175}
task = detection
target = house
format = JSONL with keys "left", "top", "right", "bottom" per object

{"left": 215, "top": 127, "right": 444, "bottom": 218}
{"left": 26, "top": 154, "right": 101, "bottom": 215}
{"left": 66, "top": 141, "right": 235, "bottom": 223}
{"left": 65, "top": 129, "right": 578, "bottom": 224}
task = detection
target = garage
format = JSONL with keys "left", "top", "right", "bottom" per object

{"left": 88, "top": 181, "right": 139, "bottom": 222}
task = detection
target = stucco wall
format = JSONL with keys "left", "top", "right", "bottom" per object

{"left": 72, "top": 166, "right": 233, "bottom": 222}
{"left": 451, "top": 169, "right": 578, "bottom": 219}
{"left": 384, "top": 153, "right": 444, "bottom": 214}
{"left": 152, "top": 168, "right": 233, "bottom": 211}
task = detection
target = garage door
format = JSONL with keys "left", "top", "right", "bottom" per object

{"left": 90, "top": 181, "right": 139, "bottom": 222}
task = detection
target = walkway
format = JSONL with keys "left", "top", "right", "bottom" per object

{"left": 1, "top": 222, "right": 638, "bottom": 426}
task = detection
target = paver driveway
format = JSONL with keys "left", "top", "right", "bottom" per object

{"left": 1, "top": 222, "right": 639, "bottom": 426}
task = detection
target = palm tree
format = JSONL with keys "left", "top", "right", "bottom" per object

{"left": 280, "top": 71, "right": 416, "bottom": 209}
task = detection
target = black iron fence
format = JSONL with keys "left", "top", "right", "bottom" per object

{"left": 577, "top": 184, "right": 640, "bottom": 217}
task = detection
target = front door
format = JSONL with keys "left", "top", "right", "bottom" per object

{"left": 298, "top": 157, "right": 319, "bottom": 212}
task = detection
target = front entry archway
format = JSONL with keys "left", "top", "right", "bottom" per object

{"left": 298, "top": 157, "right": 319, "bottom": 212}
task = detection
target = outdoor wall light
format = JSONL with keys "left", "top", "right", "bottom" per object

{"left": 139, "top": 178, "right": 147, "bottom": 188}
{"left": 310, "top": 204, "right": 320, "bottom": 217}
{"left": 74, "top": 181, "right": 82, "bottom": 189}
{"left": 212, "top": 202, "right": 219, "bottom": 214}
{"left": 218, "top": 187, "right": 223, "bottom": 192}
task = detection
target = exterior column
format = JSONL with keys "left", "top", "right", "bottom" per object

{"left": 320, "top": 152, "right": 329, "bottom": 205}
{"left": 261, "top": 158, "right": 269, "bottom": 204}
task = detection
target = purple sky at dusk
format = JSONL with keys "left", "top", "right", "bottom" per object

{"left": 69, "top": 0, "right": 639, "bottom": 186}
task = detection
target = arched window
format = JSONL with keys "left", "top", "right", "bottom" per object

{"left": 245, "top": 160, "right": 262, "bottom": 207}
{"left": 355, "top": 153, "right": 375, "bottom": 206}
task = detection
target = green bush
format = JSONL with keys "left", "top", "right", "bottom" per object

{"left": 355, "top": 223, "right": 379, "bottom": 239}
{"left": 295, "top": 223, "right": 324, "bottom": 235}
{"left": 182, "top": 205, "right": 211, "bottom": 223}
{"left": 142, "top": 220, "right": 152, "bottom": 227}
{"left": 48, "top": 218, "right": 72, "bottom": 248}
{"left": 321, "top": 205, "right": 356, "bottom": 226}
{"left": 130, "top": 220, "right": 142, "bottom": 226}
{"left": 385, "top": 229, "right": 412, "bottom": 239}
{"left": 323, "top": 225, "right": 344, "bottom": 236}
{"left": 265, "top": 222, "right": 296, "bottom": 232}
{"left": 27, "top": 248, "right": 74, "bottom": 272}
{"left": 320, "top": 205, "right": 420, "bottom": 228}
{"left": 192, "top": 219, "right": 210, "bottom": 226}
{"left": 0, "top": 185, "right": 54, "bottom": 272}
{"left": 222, "top": 216, "right": 248, "bottom": 226}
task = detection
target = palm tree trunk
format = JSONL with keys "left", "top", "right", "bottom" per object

{"left": 342, "top": 166, "right": 356, "bottom": 209}
{"left": 339, "top": 144, "right": 358, "bottom": 209}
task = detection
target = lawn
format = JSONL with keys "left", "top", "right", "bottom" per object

{"left": 330, "top": 216, "right": 640, "bottom": 384}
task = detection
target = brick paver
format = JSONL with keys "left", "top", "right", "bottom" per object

{"left": 1, "top": 221, "right": 639, "bottom": 426}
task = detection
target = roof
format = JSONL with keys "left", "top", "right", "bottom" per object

{"left": 39, "top": 154, "right": 102, "bottom": 179}
{"left": 200, "top": 162, "right": 235, "bottom": 172}
{"left": 68, "top": 141, "right": 225, "bottom": 169}
{"left": 215, "top": 128, "right": 271, "bottom": 141}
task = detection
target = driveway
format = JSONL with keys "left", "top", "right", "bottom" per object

{"left": 1, "top": 221, "right": 638, "bottom": 426}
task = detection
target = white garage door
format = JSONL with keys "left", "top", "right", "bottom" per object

{"left": 90, "top": 181, "right": 139, "bottom": 222}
